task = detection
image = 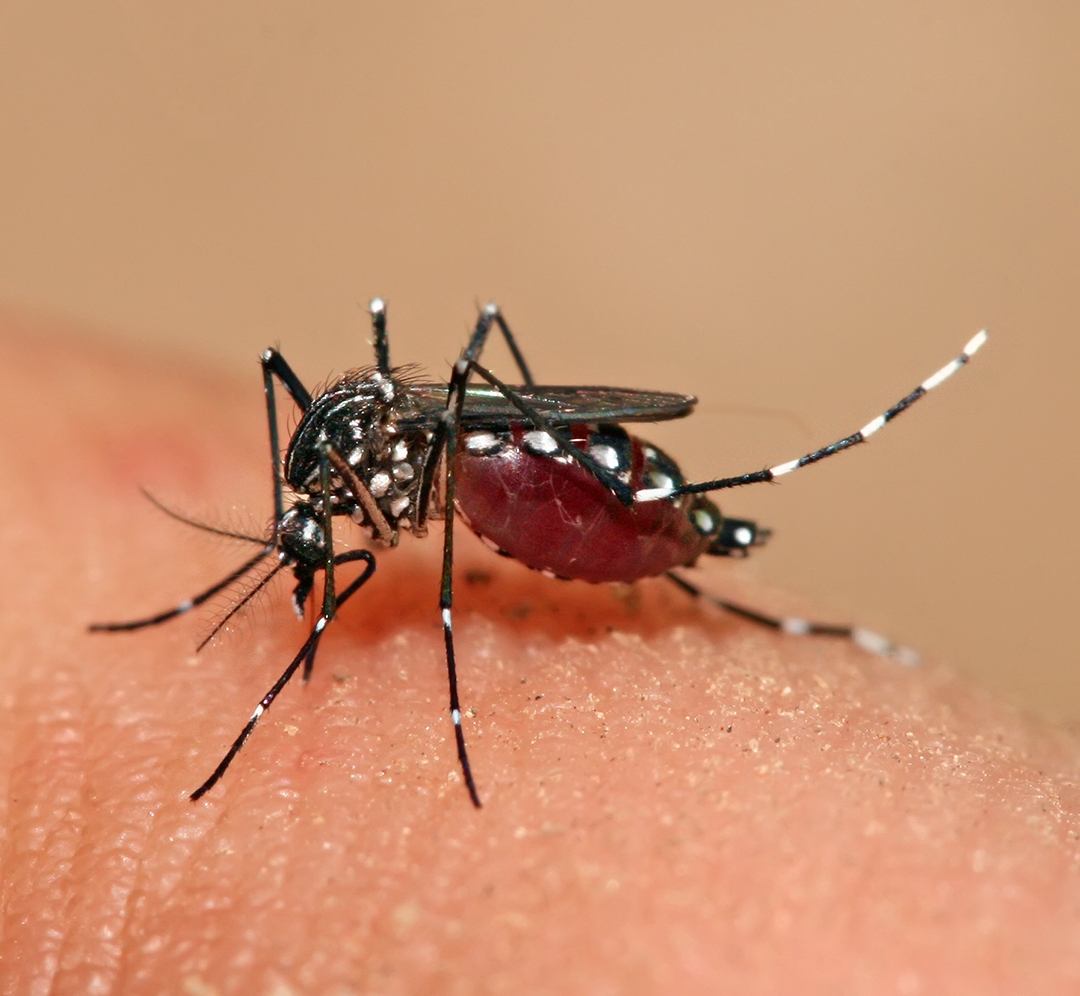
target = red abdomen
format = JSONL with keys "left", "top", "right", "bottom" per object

{"left": 453, "top": 424, "right": 721, "bottom": 584}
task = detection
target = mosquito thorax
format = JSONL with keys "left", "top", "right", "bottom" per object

{"left": 284, "top": 367, "right": 436, "bottom": 541}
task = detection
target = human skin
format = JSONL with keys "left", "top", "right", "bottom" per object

{"left": 1, "top": 312, "right": 1079, "bottom": 995}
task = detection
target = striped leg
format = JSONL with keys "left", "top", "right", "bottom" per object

{"left": 635, "top": 330, "right": 988, "bottom": 503}
{"left": 436, "top": 366, "right": 483, "bottom": 808}
{"left": 89, "top": 547, "right": 273, "bottom": 632}
{"left": 425, "top": 304, "right": 628, "bottom": 808}
{"left": 188, "top": 547, "right": 376, "bottom": 801}
{"left": 666, "top": 572, "right": 920, "bottom": 667}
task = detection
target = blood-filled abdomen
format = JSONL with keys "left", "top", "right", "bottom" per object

{"left": 453, "top": 424, "right": 722, "bottom": 584}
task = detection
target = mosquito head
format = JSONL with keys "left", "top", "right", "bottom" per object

{"left": 278, "top": 501, "right": 326, "bottom": 568}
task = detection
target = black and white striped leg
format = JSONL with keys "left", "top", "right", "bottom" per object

{"left": 467, "top": 360, "right": 636, "bottom": 503}
{"left": 368, "top": 298, "right": 392, "bottom": 376}
{"left": 189, "top": 548, "right": 377, "bottom": 801}
{"left": 415, "top": 303, "right": 538, "bottom": 530}
{"left": 302, "top": 433, "right": 342, "bottom": 684}
{"left": 88, "top": 546, "right": 274, "bottom": 632}
{"left": 191, "top": 435, "right": 375, "bottom": 801}
{"left": 636, "top": 330, "right": 988, "bottom": 503}
{"left": 418, "top": 347, "right": 634, "bottom": 516}
{"left": 461, "top": 301, "right": 536, "bottom": 386}
{"left": 666, "top": 572, "right": 920, "bottom": 667}
{"left": 437, "top": 392, "right": 483, "bottom": 808}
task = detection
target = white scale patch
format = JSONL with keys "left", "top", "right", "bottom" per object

{"left": 522, "top": 430, "right": 559, "bottom": 455}
{"left": 733, "top": 525, "right": 753, "bottom": 546}
{"left": 859, "top": 415, "right": 886, "bottom": 438}
{"left": 692, "top": 508, "right": 715, "bottom": 534}
{"left": 369, "top": 471, "right": 391, "bottom": 498}
{"left": 588, "top": 443, "right": 620, "bottom": 470}
{"left": 852, "top": 627, "right": 891, "bottom": 656}
{"left": 922, "top": 360, "right": 961, "bottom": 392}
{"left": 634, "top": 485, "right": 674, "bottom": 503}
{"left": 389, "top": 495, "right": 411, "bottom": 517}
{"left": 770, "top": 458, "right": 801, "bottom": 477}
{"left": 392, "top": 462, "right": 415, "bottom": 482}
{"left": 464, "top": 431, "right": 502, "bottom": 455}
{"left": 392, "top": 439, "right": 409, "bottom": 462}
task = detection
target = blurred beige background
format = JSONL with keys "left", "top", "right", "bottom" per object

{"left": 1, "top": 4, "right": 1076, "bottom": 720}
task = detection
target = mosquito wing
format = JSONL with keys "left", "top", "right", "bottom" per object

{"left": 398, "top": 384, "right": 697, "bottom": 429}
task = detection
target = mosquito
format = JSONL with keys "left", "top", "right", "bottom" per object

{"left": 91, "top": 300, "right": 988, "bottom": 807}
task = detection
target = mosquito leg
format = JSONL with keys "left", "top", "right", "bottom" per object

{"left": 476, "top": 302, "right": 534, "bottom": 386}
{"left": 303, "top": 435, "right": 339, "bottom": 683}
{"left": 368, "top": 298, "right": 392, "bottom": 376}
{"left": 457, "top": 302, "right": 534, "bottom": 385}
{"left": 465, "top": 359, "right": 635, "bottom": 503}
{"left": 636, "top": 331, "right": 988, "bottom": 503}
{"left": 424, "top": 350, "right": 501, "bottom": 806}
{"left": 89, "top": 547, "right": 273, "bottom": 632}
{"left": 94, "top": 347, "right": 311, "bottom": 632}
{"left": 666, "top": 571, "right": 920, "bottom": 667}
{"left": 189, "top": 548, "right": 376, "bottom": 801}
{"left": 430, "top": 351, "right": 626, "bottom": 510}
{"left": 414, "top": 305, "right": 540, "bottom": 528}
{"left": 261, "top": 348, "right": 314, "bottom": 528}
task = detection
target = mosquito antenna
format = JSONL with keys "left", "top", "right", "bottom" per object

{"left": 140, "top": 488, "right": 267, "bottom": 544}
{"left": 89, "top": 547, "right": 273, "bottom": 632}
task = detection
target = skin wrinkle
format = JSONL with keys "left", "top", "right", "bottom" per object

{"left": 4, "top": 317, "right": 1080, "bottom": 993}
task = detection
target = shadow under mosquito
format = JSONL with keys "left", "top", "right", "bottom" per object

{"left": 325, "top": 541, "right": 739, "bottom": 652}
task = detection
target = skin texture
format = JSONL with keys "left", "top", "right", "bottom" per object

{"left": 2, "top": 312, "right": 1080, "bottom": 995}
